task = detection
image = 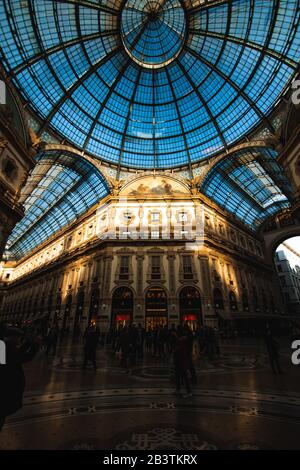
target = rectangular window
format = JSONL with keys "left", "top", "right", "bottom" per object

{"left": 151, "top": 256, "right": 161, "bottom": 280}
{"left": 183, "top": 255, "right": 193, "bottom": 279}
{"left": 151, "top": 231, "right": 160, "bottom": 239}
{"left": 120, "top": 256, "right": 129, "bottom": 280}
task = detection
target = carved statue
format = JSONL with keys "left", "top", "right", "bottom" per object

{"left": 28, "top": 127, "right": 42, "bottom": 149}
{"left": 109, "top": 177, "right": 124, "bottom": 195}
{"left": 185, "top": 175, "right": 202, "bottom": 194}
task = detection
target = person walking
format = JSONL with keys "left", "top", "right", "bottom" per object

{"left": 45, "top": 324, "right": 59, "bottom": 356}
{"left": 184, "top": 323, "right": 197, "bottom": 385}
{"left": 83, "top": 325, "right": 100, "bottom": 370}
{"left": 0, "top": 327, "right": 40, "bottom": 432}
{"left": 119, "top": 327, "right": 130, "bottom": 371}
{"left": 265, "top": 329, "right": 282, "bottom": 375}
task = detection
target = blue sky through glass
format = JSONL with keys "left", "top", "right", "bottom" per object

{"left": 201, "top": 147, "right": 292, "bottom": 230}
{"left": 5, "top": 152, "right": 110, "bottom": 259}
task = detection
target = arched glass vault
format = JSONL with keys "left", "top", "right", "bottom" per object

{"left": 5, "top": 152, "right": 110, "bottom": 260}
{"left": 0, "top": 0, "right": 299, "bottom": 169}
{"left": 200, "top": 147, "right": 293, "bottom": 229}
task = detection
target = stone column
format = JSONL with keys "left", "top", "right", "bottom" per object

{"left": 135, "top": 251, "right": 145, "bottom": 324}
{"left": 100, "top": 252, "right": 113, "bottom": 332}
{"left": 167, "top": 251, "right": 178, "bottom": 325}
{"left": 199, "top": 255, "right": 215, "bottom": 326}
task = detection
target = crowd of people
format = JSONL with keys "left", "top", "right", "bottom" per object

{"left": 110, "top": 323, "right": 221, "bottom": 362}
{"left": 0, "top": 317, "right": 296, "bottom": 432}
{"left": 109, "top": 323, "right": 199, "bottom": 397}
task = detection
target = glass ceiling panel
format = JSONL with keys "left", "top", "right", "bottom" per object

{"left": 0, "top": 0, "right": 299, "bottom": 169}
{"left": 200, "top": 147, "right": 292, "bottom": 230}
{"left": 5, "top": 152, "right": 110, "bottom": 260}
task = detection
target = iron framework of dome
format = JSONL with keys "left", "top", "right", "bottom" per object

{"left": 0, "top": 0, "right": 299, "bottom": 169}
{"left": 5, "top": 152, "right": 110, "bottom": 260}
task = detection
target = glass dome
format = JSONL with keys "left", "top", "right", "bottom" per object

{"left": 121, "top": 0, "right": 186, "bottom": 68}
{"left": 0, "top": 0, "right": 299, "bottom": 169}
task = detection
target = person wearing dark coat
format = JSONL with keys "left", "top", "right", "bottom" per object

{"left": 137, "top": 323, "right": 145, "bottom": 359}
{"left": 183, "top": 324, "right": 197, "bottom": 384}
{"left": 0, "top": 328, "right": 39, "bottom": 431}
{"left": 265, "top": 329, "right": 282, "bottom": 375}
{"left": 173, "top": 335, "right": 192, "bottom": 398}
{"left": 83, "top": 326, "right": 100, "bottom": 370}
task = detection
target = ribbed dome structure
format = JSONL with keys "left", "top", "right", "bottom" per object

{"left": 0, "top": 0, "right": 299, "bottom": 169}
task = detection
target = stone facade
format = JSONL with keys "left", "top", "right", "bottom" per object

{"left": 0, "top": 175, "right": 282, "bottom": 332}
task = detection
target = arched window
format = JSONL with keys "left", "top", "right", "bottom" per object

{"left": 179, "top": 287, "right": 202, "bottom": 329}
{"left": 111, "top": 287, "right": 134, "bottom": 328}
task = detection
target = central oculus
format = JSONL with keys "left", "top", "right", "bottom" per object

{"left": 121, "top": 0, "right": 186, "bottom": 69}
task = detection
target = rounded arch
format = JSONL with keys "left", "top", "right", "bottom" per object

{"left": 199, "top": 146, "right": 292, "bottom": 230}
{"left": 112, "top": 284, "right": 137, "bottom": 298}
{"left": 5, "top": 149, "right": 111, "bottom": 260}
{"left": 197, "top": 141, "right": 270, "bottom": 185}
{"left": 111, "top": 286, "right": 134, "bottom": 328}
{"left": 120, "top": 174, "right": 191, "bottom": 197}
{"left": 179, "top": 286, "right": 202, "bottom": 328}
{"left": 264, "top": 225, "right": 300, "bottom": 263}
{"left": 143, "top": 283, "right": 169, "bottom": 297}
{"left": 42, "top": 144, "right": 112, "bottom": 187}
{"left": 271, "top": 234, "right": 300, "bottom": 315}
{"left": 229, "top": 291, "right": 238, "bottom": 311}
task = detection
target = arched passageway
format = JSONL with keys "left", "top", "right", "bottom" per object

{"left": 111, "top": 287, "right": 134, "bottom": 328}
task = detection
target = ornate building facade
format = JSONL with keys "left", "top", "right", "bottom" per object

{"left": 0, "top": 0, "right": 299, "bottom": 334}
{"left": 0, "top": 174, "right": 283, "bottom": 332}
{"left": 0, "top": 77, "right": 35, "bottom": 257}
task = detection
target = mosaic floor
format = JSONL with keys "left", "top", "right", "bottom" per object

{"left": 1, "top": 338, "right": 300, "bottom": 450}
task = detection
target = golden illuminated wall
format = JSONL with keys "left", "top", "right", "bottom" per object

{"left": 0, "top": 176, "right": 283, "bottom": 330}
